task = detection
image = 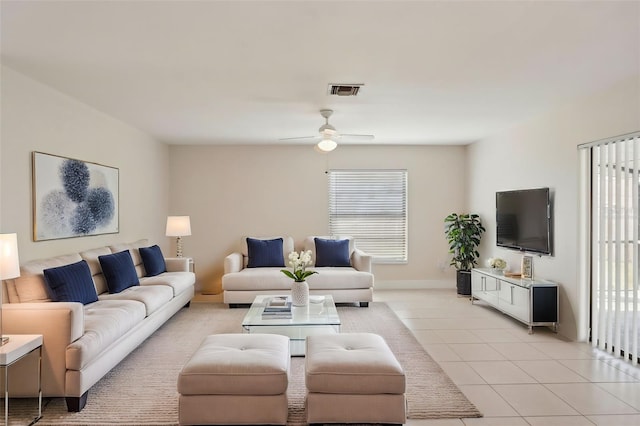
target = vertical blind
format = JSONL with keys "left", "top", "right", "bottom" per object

{"left": 584, "top": 131, "right": 640, "bottom": 363}
{"left": 328, "top": 169, "right": 408, "bottom": 263}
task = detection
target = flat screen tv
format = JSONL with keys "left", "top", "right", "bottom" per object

{"left": 496, "top": 187, "right": 552, "bottom": 255}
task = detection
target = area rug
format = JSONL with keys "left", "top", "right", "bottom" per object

{"left": 6, "top": 302, "right": 481, "bottom": 425}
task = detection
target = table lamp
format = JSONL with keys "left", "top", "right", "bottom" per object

{"left": 0, "top": 233, "right": 20, "bottom": 346}
{"left": 166, "top": 216, "right": 191, "bottom": 258}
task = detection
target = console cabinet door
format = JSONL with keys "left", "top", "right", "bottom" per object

{"left": 471, "top": 270, "right": 498, "bottom": 305}
{"left": 483, "top": 276, "right": 499, "bottom": 305}
{"left": 471, "top": 270, "right": 486, "bottom": 301}
{"left": 471, "top": 270, "right": 482, "bottom": 293}
{"left": 498, "top": 282, "right": 529, "bottom": 323}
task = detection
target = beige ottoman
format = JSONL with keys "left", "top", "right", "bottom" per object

{"left": 305, "top": 333, "right": 406, "bottom": 424}
{"left": 178, "top": 333, "right": 290, "bottom": 425}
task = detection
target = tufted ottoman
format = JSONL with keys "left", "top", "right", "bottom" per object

{"left": 177, "top": 333, "right": 290, "bottom": 425}
{"left": 305, "top": 333, "right": 406, "bottom": 424}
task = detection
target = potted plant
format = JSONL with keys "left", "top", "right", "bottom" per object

{"left": 444, "top": 213, "right": 485, "bottom": 295}
{"left": 281, "top": 250, "right": 318, "bottom": 306}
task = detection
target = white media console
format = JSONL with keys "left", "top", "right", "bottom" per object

{"left": 471, "top": 268, "right": 558, "bottom": 334}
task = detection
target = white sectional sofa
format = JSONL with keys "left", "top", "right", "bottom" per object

{"left": 222, "top": 236, "right": 374, "bottom": 307}
{"left": 1, "top": 239, "right": 195, "bottom": 412}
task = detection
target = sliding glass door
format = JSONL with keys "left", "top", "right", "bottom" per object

{"left": 583, "top": 132, "right": 640, "bottom": 363}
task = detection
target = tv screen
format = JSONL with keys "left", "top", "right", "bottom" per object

{"left": 496, "top": 188, "right": 552, "bottom": 255}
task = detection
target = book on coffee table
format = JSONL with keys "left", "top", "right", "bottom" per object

{"left": 261, "top": 312, "right": 293, "bottom": 319}
{"left": 262, "top": 296, "right": 292, "bottom": 317}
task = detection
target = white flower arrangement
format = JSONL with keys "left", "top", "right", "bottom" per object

{"left": 281, "top": 250, "right": 318, "bottom": 282}
{"left": 487, "top": 257, "right": 507, "bottom": 270}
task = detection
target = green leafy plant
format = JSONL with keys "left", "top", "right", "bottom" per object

{"left": 444, "top": 213, "right": 486, "bottom": 271}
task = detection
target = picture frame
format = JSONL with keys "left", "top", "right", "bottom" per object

{"left": 32, "top": 151, "right": 119, "bottom": 241}
{"left": 521, "top": 255, "right": 533, "bottom": 279}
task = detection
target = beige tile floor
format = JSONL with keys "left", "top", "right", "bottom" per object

{"left": 373, "top": 289, "right": 640, "bottom": 426}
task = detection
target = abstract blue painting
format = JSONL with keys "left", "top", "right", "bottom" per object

{"left": 33, "top": 152, "right": 119, "bottom": 241}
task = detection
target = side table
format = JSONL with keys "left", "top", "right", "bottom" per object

{"left": 0, "top": 334, "right": 43, "bottom": 425}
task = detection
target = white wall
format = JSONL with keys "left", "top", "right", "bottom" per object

{"left": 168, "top": 144, "right": 467, "bottom": 294}
{"left": 467, "top": 75, "right": 640, "bottom": 340}
{"left": 0, "top": 66, "right": 171, "bottom": 261}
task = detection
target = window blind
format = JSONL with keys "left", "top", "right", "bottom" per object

{"left": 583, "top": 131, "right": 640, "bottom": 363}
{"left": 328, "top": 169, "right": 408, "bottom": 263}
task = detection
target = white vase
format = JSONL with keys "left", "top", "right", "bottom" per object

{"left": 291, "top": 280, "right": 309, "bottom": 306}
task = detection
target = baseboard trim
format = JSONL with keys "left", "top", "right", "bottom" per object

{"left": 375, "top": 280, "right": 455, "bottom": 290}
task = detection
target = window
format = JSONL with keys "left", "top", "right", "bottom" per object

{"left": 579, "top": 131, "right": 640, "bottom": 363}
{"left": 328, "top": 169, "right": 408, "bottom": 263}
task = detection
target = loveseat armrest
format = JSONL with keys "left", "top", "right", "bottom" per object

{"left": 165, "top": 257, "right": 190, "bottom": 272}
{"left": 224, "top": 252, "right": 244, "bottom": 274}
{"left": 2, "top": 302, "right": 84, "bottom": 396}
{"left": 352, "top": 248, "right": 372, "bottom": 273}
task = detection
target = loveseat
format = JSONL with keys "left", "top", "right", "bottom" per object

{"left": 222, "top": 236, "right": 374, "bottom": 307}
{"left": 1, "top": 239, "right": 195, "bottom": 412}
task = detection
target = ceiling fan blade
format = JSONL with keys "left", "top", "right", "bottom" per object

{"left": 278, "top": 135, "right": 318, "bottom": 141}
{"left": 338, "top": 134, "right": 375, "bottom": 141}
{"left": 279, "top": 110, "right": 373, "bottom": 147}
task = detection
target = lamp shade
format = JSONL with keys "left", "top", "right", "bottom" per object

{"left": 0, "top": 233, "right": 20, "bottom": 280}
{"left": 166, "top": 216, "right": 191, "bottom": 237}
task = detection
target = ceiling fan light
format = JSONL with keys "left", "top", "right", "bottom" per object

{"left": 317, "top": 139, "right": 337, "bottom": 152}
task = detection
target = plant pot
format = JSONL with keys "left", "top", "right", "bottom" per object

{"left": 456, "top": 270, "right": 472, "bottom": 296}
{"left": 291, "top": 280, "right": 309, "bottom": 306}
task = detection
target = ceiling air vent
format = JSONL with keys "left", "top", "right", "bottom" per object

{"left": 328, "top": 83, "right": 363, "bottom": 96}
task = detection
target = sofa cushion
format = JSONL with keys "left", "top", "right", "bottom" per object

{"left": 241, "top": 236, "right": 294, "bottom": 268}
{"left": 80, "top": 246, "right": 112, "bottom": 294}
{"left": 306, "top": 268, "right": 374, "bottom": 290}
{"left": 246, "top": 237, "right": 285, "bottom": 268}
{"left": 222, "top": 267, "right": 293, "bottom": 291}
{"left": 139, "top": 245, "right": 167, "bottom": 276}
{"left": 79, "top": 246, "right": 112, "bottom": 276}
{"left": 99, "top": 284, "right": 173, "bottom": 316}
{"left": 99, "top": 250, "right": 140, "bottom": 294}
{"left": 66, "top": 299, "right": 146, "bottom": 370}
{"left": 314, "top": 237, "right": 351, "bottom": 267}
{"left": 222, "top": 267, "right": 374, "bottom": 291}
{"left": 13, "top": 253, "right": 83, "bottom": 303}
{"left": 303, "top": 236, "right": 354, "bottom": 266}
{"left": 12, "top": 274, "right": 51, "bottom": 303}
{"left": 43, "top": 260, "right": 99, "bottom": 305}
{"left": 109, "top": 239, "right": 148, "bottom": 278}
{"left": 140, "top": 271, "right": 195, "bottom": 296}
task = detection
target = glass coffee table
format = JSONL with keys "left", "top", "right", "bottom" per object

{"left": 242, "top": 294, "right": 341, "bottom": 356}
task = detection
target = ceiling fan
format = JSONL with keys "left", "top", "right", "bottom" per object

{"left": 279, "top": 109, "right": 374, "bottom": 152}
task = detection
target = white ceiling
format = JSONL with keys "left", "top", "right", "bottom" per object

{"left": 1, "top": 1, "right": 638, "bottom": 146}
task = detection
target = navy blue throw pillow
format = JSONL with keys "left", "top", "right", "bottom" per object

{"left": 314, "top": 238, "right": 351, "bottom": 267}
{"left": 43, "top": 260, "right": 99, "bottom": 305}
{"left": 246, "top": 237, "right": 285, "bottom": 268}
{"left": 99, "top": 250, "right": 140, "bottom": 293}
{"left": 139, "top": 245, "right": 166, "bottom": 277}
